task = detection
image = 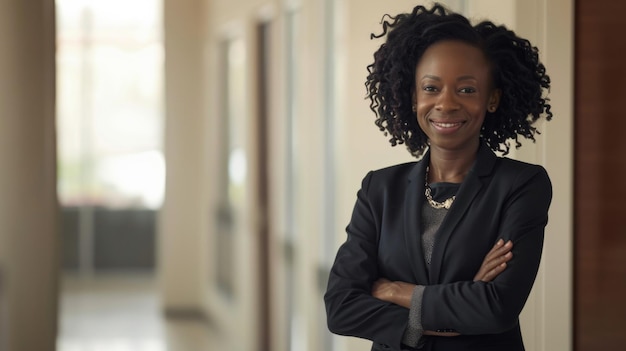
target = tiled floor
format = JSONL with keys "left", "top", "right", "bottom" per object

{"left": 57, "top": 275, "right": 214, "bottom": 351}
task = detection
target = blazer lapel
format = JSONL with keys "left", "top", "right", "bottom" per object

{"left": 428, "top": 144, "right": 498, "bottom": 283}
{"left": 403, "top": 152, "right": 430, "bottom": 284}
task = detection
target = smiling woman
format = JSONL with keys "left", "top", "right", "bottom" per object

{"left": 324, "top": 3, "right": 553, "bottom": 351}
{"left": 414, "top": 40, "right": 501, "bottom": 175}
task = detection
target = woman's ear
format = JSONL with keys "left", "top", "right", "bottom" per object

{"left": 488, "top": 88, "right": 502, "bottom": 112}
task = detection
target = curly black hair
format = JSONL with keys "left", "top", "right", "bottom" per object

{"left": 365, "top": 3, "right": 552, "bottom": 157}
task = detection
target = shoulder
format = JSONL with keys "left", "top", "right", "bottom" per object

{"left": 366, "top": 161, "right": 418, "bottom": 185}
{"left": 491, "top": 157, "right": 552, "bottom": 203}
{"left": 494, "top": 157, "right": 550, "bottom": 183}
{"left": 470, "top": 144, "right": 551, "bottom": 188}
{"left": 357, "top": 161, "right": 419, "bottom": 195}
{"left": 371, "top": 161, "right": 418, "bottom": 178}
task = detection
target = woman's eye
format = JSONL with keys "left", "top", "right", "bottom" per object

{"left": 459, "top": 87, "right": 477, "bottom": 94}
{"left": 423, "top": 85, "right": 438, "bottom": 92}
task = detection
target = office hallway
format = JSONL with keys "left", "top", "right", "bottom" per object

{"left": 57, "top": 275, "right": 215, "bottom": 351}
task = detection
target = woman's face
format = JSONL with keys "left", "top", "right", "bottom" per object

{"left": 414, "top": 40, "right": 500, "bottom": 153}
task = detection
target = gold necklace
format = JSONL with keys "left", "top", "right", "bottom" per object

{"left": 424, "top": 166, "right": 456, "bottom": 210}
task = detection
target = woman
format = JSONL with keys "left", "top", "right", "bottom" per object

{"left": 324, "top": 4, "right": 553, "bottom": 351}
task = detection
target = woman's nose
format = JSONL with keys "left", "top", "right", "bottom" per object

{"left": 435, "top": 89, "right": 460, "bottom": 111}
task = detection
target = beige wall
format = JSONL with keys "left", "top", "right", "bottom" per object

{"left": 159, "top": 0, "right": 208, "bottom": 312}
{"left": 0, "top": 0, "right": 59, "bottom": 350}
{"left": 160, "top": 0, "right": 574, "bottom": 350}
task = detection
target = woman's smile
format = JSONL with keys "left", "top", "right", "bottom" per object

{"left": 429, "top": 119, "right": 465, "bottom": 133}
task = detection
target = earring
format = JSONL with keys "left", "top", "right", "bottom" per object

{"left": 488, "top": 105, "right": 496, "bottom": 112}
{"left": 412, "top": 105, "right": 417, "bottom": 113}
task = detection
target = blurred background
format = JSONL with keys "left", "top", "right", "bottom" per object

{"left": 0, "top": 0, "right": 624, "bottom": 350}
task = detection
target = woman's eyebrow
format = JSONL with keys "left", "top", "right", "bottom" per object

{"left": 457, "top": 75, "right": 478, "bottom": 81}
{"left": 420, "top": 74, "right": 441, "bottom": 81}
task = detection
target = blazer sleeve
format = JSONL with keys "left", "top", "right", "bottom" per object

{"left": 324, "top": 171, "right": 409, "bottom": 350}
{"left": 421, "top": 165, "right": 552, "bottom": 334}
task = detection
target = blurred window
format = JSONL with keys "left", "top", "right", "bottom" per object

{"left": 56, "top": 0, "right": 164, "bottom": 209}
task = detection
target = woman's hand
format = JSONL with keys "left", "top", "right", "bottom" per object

{"left": 371, "top": 278, "right": 415, "bottom": 308}
{"left": 372, "top": 239, "right": 512, "bottom": 338}
{"left": 473, "top": 239, "right": 513, "bottom": 282}
{"left": 423, "top": 239, "right": 512, "bottom": 337}
{"left": 371, "top": 239, "right": 513, "bottom": 310}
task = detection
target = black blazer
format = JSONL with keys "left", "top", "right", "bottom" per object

{"left": 324, "top": 144, "right": 552, "bottom": 351}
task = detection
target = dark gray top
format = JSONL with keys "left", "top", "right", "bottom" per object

{"left": 403, "top": 182, "right": 460, "bottom": 348}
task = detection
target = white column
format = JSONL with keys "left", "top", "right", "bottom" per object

{"left": 0, "top": 0, "right": 59, "bottom": 350}
{"left": 159, "top": 0, "right": 207, "bottom": 312}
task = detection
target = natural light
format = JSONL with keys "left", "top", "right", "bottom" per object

{"left": 56, "top": 0, "right": 164, "bottom": 209}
